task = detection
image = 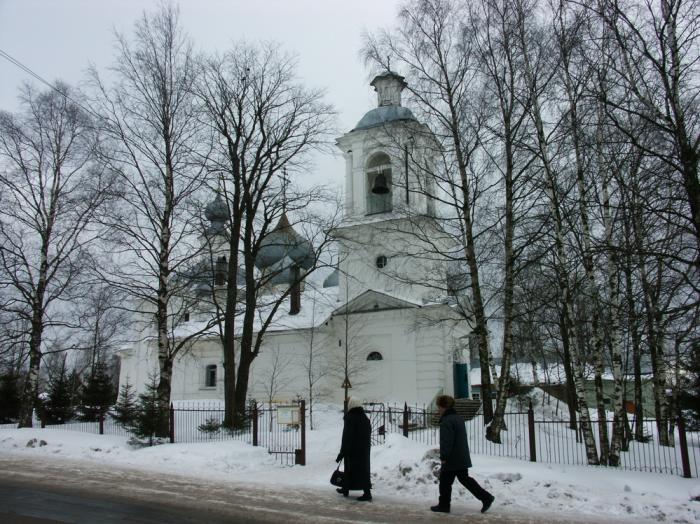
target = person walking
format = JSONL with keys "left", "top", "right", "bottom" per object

{"left": 335, "top": 397, "right": 372, "bottom": 501}
{"left": 431, "top": 394, "right": 494, "bottom": 514}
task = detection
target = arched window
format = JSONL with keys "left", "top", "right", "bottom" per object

{"left": 205, "top": 364, "right": 217, "bottom": 388}
{"left": 367, "top": 351, "right": 383, "bottom": 361}
{"left": 366, "top": 153, "right": 392, "bottom": 214}
{"left": 375, "top": 255, "right": 388, "bottom": 269}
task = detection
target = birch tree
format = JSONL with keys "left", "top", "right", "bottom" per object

{"left": 0, "top": 83, "right": 111, "bottom": 427}
{"left": 363, "top": 0, "right": 498, "bottom": 423}
{"left": 88, "top": 5, "right": 214, "bottom": 435}
{"left": 593, "top": 0, "right": 700, "bottom": 259}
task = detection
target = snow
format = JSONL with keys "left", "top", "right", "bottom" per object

{"left": 1, "top": 403, "right": 698, "bottom": 523}
{"left": 471, "top": 362, "right": 621, "bottom": 386}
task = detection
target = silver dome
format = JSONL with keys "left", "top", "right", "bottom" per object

{"left": 255, "top": 213, "right": 315, "bottom": 270}
{"left": 323, "top": 268, "right": 339, "bottom": 288}
{"left": 353, "top": 105, "right": 417, "bottom": 131}
{"left": 205, "top": 193, "right": 228, "bottom": 222}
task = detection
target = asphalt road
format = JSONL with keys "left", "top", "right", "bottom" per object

{"left": 0, "top": 454, "right": 627, "bottom": 524}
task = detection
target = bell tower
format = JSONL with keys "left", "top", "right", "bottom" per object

{"left": 336, "top": 71, "right": 436, "bottom": 222}
{"left": 333, "top": 71, "right": 443, "bottom": 304}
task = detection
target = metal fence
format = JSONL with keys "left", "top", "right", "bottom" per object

{"left": 28, "top": 401, "right": 307, "bottom": 466}
{"left": 169, "top": 401, "right": 306, "bottom": 466}
{"left": 363, "top": 403, "right": 699, "bottom": 478}
{"left": 7, "top": 400, "right": 697, "bottom": 477}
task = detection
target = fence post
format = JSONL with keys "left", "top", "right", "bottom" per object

{"left": 528, "top": 401, "right": 537, "bottom": 463}
{"left": 403, "top": 402, "right": 409, "bottom": 438}
{"left": 295, "top": 400, "right": 306, "bottom": 466}
{"left": 677, "top": 416, "right": 691, "bottom": 479}
{"left": 169, "top": 403, "right": 175, "bottom": 444}
{"left": 99, "top": 410, "right": 104, "bottom": 435}
{"left": 252, "top": 403, "right": 259, "bottom": 447}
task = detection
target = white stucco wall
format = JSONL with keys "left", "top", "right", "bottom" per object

{"left": 117, "top": 302, "right": 468, "bottom": 406}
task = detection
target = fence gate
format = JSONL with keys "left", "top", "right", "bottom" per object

{"left": 254, "top": 400, "right": 306, "bottom": 466}
{"left": 363, "top": 402, "right": 387, "bottom": 445}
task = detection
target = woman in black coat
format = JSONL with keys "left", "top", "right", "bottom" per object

{"left": 335, "top": 397, "right": 372, "bottom": 501}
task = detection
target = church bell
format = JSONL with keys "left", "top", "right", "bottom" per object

{"left": 371, "top": 173, "right": 390, "bottom": 194}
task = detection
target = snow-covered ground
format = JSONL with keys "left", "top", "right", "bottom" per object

{"left": 1, "top": 403, "right": 698, "bottom": 523}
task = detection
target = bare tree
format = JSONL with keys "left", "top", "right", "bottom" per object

{"left": 363, "top": 0, "right": 499, "bottom": 423}
{"left": 195, "top": 42, "right": 337, "bottom": 427}
{"left": 591, "top": 0, "right": 700, "bottom": 258}
{"left": 301, "top": 285, "right": 332, "bottom": 429}
{"left": 0, "top": 82, "right": 112, "bottom": 427}
{"left": 87, "top": 5, "right": 214, "bottom": 434}
{"left": 330, "top": 313, "right": 374, "bottom": 410}
{"left": 70, "top": 283, "right": 128, "bottom": 379}
{"left": 256, "top": 344, "right": 294, "bottom": 430}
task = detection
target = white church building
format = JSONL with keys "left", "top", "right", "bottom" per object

{"left": 117, "top": 72, "right": 474, "bottom": 405}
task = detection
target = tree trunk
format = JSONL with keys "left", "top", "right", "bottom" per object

{"left": 559, "top": 310, "right": 578, "bottom": 431}
{"left": 633, "top": 209, "right": 671, "bottom": 446}
{"left": 18, "top": 322, "right": 42, "bottom": 428}
{"left": 593, "top": 356, "right": 610, "bottom": 464}
{"left": 486, "top": 129, "right": 515, "bottom": 444}
{"left": 601, "top": 165, "right": 625, "bottom": 467}
{"left": 155, "top": 354, "right": 173, "bottom": 437}
{"left": 222, "top": 213, "right": 242, "bottom": 429}
{"left": 623, "top": 232, "right": 645, "bottom": 440}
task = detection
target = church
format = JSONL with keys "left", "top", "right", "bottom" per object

{"left": 117, "top": 72, "right": 474, "bottom": 405}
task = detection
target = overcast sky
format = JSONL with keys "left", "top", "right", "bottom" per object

{"left": 0, "top": 0, "right": 403, "bottom": 189}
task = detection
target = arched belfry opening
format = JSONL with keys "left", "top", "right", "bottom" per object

{"left": 366, "top": 152, "right": 392, "bottom": 215}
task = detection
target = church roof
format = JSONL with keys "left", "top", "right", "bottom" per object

{"left": 370, "top": 70, "right": 407, "bottom": 87}
{"left": 331, "top": 289, "right": 421, "bottom": 316}
{"left": 353, "top": 105, "right": 417, "bottom": 131}
{"left": 171, "top": 276, "right": 340, "bottom": 339}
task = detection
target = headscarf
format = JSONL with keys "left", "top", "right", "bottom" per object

{"left": 347, "top": 396, "right": 363, "bottom": 410}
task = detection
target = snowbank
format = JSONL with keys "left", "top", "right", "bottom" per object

{"left": 1, "top": 403, "right": 698, "bottom": 523}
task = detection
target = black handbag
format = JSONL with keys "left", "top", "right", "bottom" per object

{"left": 330, "top": 465, "right": 345, "bottom": 487}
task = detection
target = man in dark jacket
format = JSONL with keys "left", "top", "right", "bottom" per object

{"left": 431, "top": 395, "right": 494, "bottom": 514}
{"left": 336, "top": 397, "right": 372, "bottom": 501}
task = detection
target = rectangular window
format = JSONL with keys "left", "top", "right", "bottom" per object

{"left": 205, "top": 365, "right": 217, "bottom": 388}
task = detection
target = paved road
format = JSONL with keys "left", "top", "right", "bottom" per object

{"left": 0, "top": 454, "right": 625, "bottom": 524}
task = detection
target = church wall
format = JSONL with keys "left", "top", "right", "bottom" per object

{"left": 170, "top": 339, "right": 225, "bottom": 401}
{"left": 117, "top": 340, "right": 158, "bottom": 396}
{"left": 117, "top": 306, "right": 465, "bottom": 406}
{"left": 337, "top": 220, "right": 450, "bottom": 305}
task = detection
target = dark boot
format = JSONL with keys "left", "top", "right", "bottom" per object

{"left": 481, "top": 495, "right": 495, "bottom": 513}
{"left": 356, "top": 490, "right": 372, "bottom": 502}
{"left": 430, "top": 504, "right": 450, "bottom": 513}
{"left": 336, "top": 488, "right": 348, "bottom": 497}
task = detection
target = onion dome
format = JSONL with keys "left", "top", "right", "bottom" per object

{"left": 205, "top": 193, "right": 228, "bottom": 234}
{"left": 323, "top": 268, "right": 339, "bottom": 288}
{"left": 266, "top": 256, "right": 297, "bottom": 286}
{"left": 255, "top": 213, "right": 315, "bottom": 270}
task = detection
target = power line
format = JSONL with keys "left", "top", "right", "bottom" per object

{"left": 0, "top": 48, "right": 67, "bottom": 97}
{"left": 0, "top": 47, "right": 102, "bottom": 121}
